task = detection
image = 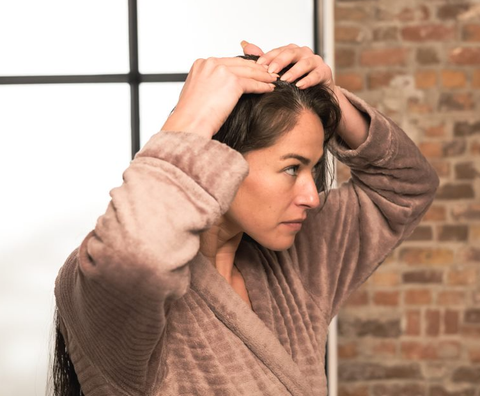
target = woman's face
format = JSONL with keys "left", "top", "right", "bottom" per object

{"left": 225, "top": 109, "right": 325, "bottom": 251}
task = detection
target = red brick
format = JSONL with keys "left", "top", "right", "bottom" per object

{"left": 400, "top": 247, "right": 454, "bottom": 266}
{"left": 436, "top": 184, "right": 475, "bottom": 200}
{"left": 336, "top": 26, "right": 365, "bottom": 43}
{"left": 416, "top": 70, "right": 437, "bottom": 88}
{"left": 401, "top": 341, "right": 437, "bottom": 360}
{"left": 372, "top": 340, "right": 397, "bottom": 357}
{"left": 424, "top": 124, "right": 447, "bottom": 138}
{"left": 473, "top": 70, "right": 480, "bottom": 87}
{"left": 447, "top": 267, "right": 477, "bottom": 285}
{"left": 449, "top": 47, "right": 480, "bottom": 65}
{"left": 369, "top": 71, "right": 408, "bottom": 89}
{"left": 419, "top": 141, "right": 442, "bottom": 158}
{"left": 360, "top": 48, "right": 409, "bottom": 67}
{"left": 438, "top": 92, "right": 474, "bottom": 111}
{"left": 374, "top": 291, "right": 400, "bottom": 306}
{"left": 470, "top": 140, "right": 480, "bottom": 155}
{"left": 402, "top": 25, "right": 455, "bottom": 41}
{"left": 430, "top": 384, "right": 478, "bottom": 396}
{"left": 452, "top": 366, "right": 480, "bottom": 383}
{"left": 344, "top": 290, "right": 369, "bottom": 306}
{"left": 407, "top": 226, "right": 433, "bottom": 241}
{"left": 443, "top": 140, "right": 467, "bottom": 156}
{"left": 423, "top": 205, "right": 446, "bottom": 221}
{"left": 437, "top": 291, "right": 466, "bottom": 306}
{"left": 460, "top": 325, "right": 480, "bottom": 338}
{"left": 407, "top": 97, "right": 433, "bottom": 114}
{"left": 426, "top": 309, "right": 441, "bottom": 336}
{"left": 464, "top": 309, "right": 480, "bottom": 324}
{"left": 458, "top": 247, "right": 480, "bottom": 263}
{"left": 372, "top": 383, "right": 426, "bottom": 396}
{"left": 377, "top": 5, "right": 430, "bottom": 22}
{"left": 371, "top": 272, "right": 400, "bottom": 288}
{"left": 336, "top": 48, "right": 356, "bottom": 68}
{"left": 454, "top": 120, "right": 480, "bottom": 136}
{"left": 335, "top": 6, "right": 369, "bottom": 22}
{"left": 463, "top": 24, "right": 480, "bottom": 42}
{"left": 403, "top": 270, "right": 443, "bottom": 284}
{"left": 416, "top": 47, "right": 440, "bottom": 65}
{"left": 373, "top": 26, "right": 398, "bottom": 41}
{"left": 455, "top": 162, "right": 479, "bottom": 179}
{"left": 338, "top": 385, "right": 369, "bottom": 396}
{"left": 438, "top": 225, "right": 469, "bottom": 242}
{"left": 451, "top": 204, "right": 480, "bottom": 221}
{"left": 437, "top": 4, "right": 471, "bottom": 20}
{"left": 402, "top": 341, "right": 460, "bottom": 360}
{"left": 335, "top": 72, "right": 363, "bottom": 91}
{"left": 441, "top": 70, "right": 467, "bottom": 88}
{"left": 405, "top": 289, "right": 432, "bottom": 305}
{"left": 472, "top": 225, "right": 480, "bottom": 242}
{"left": 405, "top": 310, "right": 421, "bottom": 336}
{"left": 469, "top": 347, "right": 480, "bottom": 363}
{"left": 444, "top": 310, "right": 460, "bottom": 334}
{"left": 338, "top": 342, "right": 358, "bottom": 359}
{"left": 430, "top": 161, "right": 450, "bottom": 178}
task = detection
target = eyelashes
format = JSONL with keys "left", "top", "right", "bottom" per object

{"left": 284, "top": 164, "right": 321, "bottom": 177}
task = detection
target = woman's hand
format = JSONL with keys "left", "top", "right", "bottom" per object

{"left": 161, "top": 57, "right": 277, "bottom": 139}
{"left": 241, "top": 41, "right": 369, "bottom": 149}
{"left": 241, "top": 41, "right": 335, "bottom": 91}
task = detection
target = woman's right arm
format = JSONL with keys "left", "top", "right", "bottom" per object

{"left": 54, "top": 57, "right": 276, "bottom": 395}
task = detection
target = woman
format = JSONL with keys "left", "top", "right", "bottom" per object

{"left": 52, "top": 42, "right": 439, "bottom": 395}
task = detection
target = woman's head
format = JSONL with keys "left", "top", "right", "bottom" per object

{"left": 213, "top": 55, "right": 341, "bottom": 193}
{"left": 215, "top": 55, "right": 342, "bottom": 251}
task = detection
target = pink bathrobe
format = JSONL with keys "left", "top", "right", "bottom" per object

{"left": 55, "top": 90, "right": 439, "bottom": 395}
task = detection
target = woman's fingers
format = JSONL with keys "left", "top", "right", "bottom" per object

{"left": 256, "top": 43, "right": 299, "bottom": 65}
{"left": 279, "top": 56, "right": 325, "bottom": 84}
{"left": 241, "top": 40, "right": 264, "bottom": 57}
{"left": 229, "top": 66, "right": 278, "bottom": 83}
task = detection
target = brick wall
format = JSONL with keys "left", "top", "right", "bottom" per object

{"left": 334, "top": 0, "right": 480, "bottom": 395}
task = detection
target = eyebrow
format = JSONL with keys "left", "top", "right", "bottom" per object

{"left": 280, "top": 153, "right": 323, "bottom": 166}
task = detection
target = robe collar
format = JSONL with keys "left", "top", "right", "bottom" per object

{"left": 189, "top": 242, "right": 313, "bottom": 396}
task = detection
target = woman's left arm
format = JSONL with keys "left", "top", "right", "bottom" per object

{"left": 241, "top": 41, "right": 369, "bottom": 149}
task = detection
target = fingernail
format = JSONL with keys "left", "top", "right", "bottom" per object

{"left": 296, "top": 81, "right": 305, "bottom": 88}
{"left": 268, "top": 63, "right": 278, "bottom": 74}
{"left": 257, "top": 57, "right": 267, "bottom": 65}
{"left": 240, "top": 40, "right": 249, "bottom": 49}
{"left": 280, "top": 73, "right": 290, "bottom": 81}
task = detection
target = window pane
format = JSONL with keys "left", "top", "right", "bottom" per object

{"left": 0, "top": 84, "right": 130, "bottom": 395}
{"left": 138, "top": 0, "right": 313, "bottom": 73}
{"left": 140, "top": 82, "right": 184, "bottom": 146}
{"left": 0, "top": 1, "right": 128, "bottom": 75}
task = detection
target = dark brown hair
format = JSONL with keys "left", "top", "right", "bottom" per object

{"left": 213, "top": 54, "right": 342, "bottom": 194}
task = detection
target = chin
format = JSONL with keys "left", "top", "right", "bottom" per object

{"left": 246, "top": 233, "right": 296, "bottom": 252}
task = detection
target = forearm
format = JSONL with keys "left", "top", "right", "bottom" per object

{"left": 333, "top": 86, "right": 370, "bottom": 150}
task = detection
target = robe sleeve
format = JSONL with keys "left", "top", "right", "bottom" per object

{"left": 290, "top": 89, "right": 439, "bottom": 322}
{"left": 54, "top": 131, "right": 248, "bottom": 394}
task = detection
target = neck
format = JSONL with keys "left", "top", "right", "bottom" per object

{"left": 199, "top": 216, "right": 243, "bottom": 284}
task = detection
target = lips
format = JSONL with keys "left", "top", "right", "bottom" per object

{"left": 281, "top": 218, "right": 305, "bottom": 231}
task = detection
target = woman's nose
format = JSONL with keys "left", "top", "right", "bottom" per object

{"left": 296, "top": 177, "right": 320, "bottom": 209}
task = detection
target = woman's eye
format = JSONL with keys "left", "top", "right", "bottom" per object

{"left": 285, "top": 165, "right": 299, "bottom": 176}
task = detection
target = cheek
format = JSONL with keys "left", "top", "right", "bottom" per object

{"left": 229, "top": 174, "right": 291, "bottom": 232}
